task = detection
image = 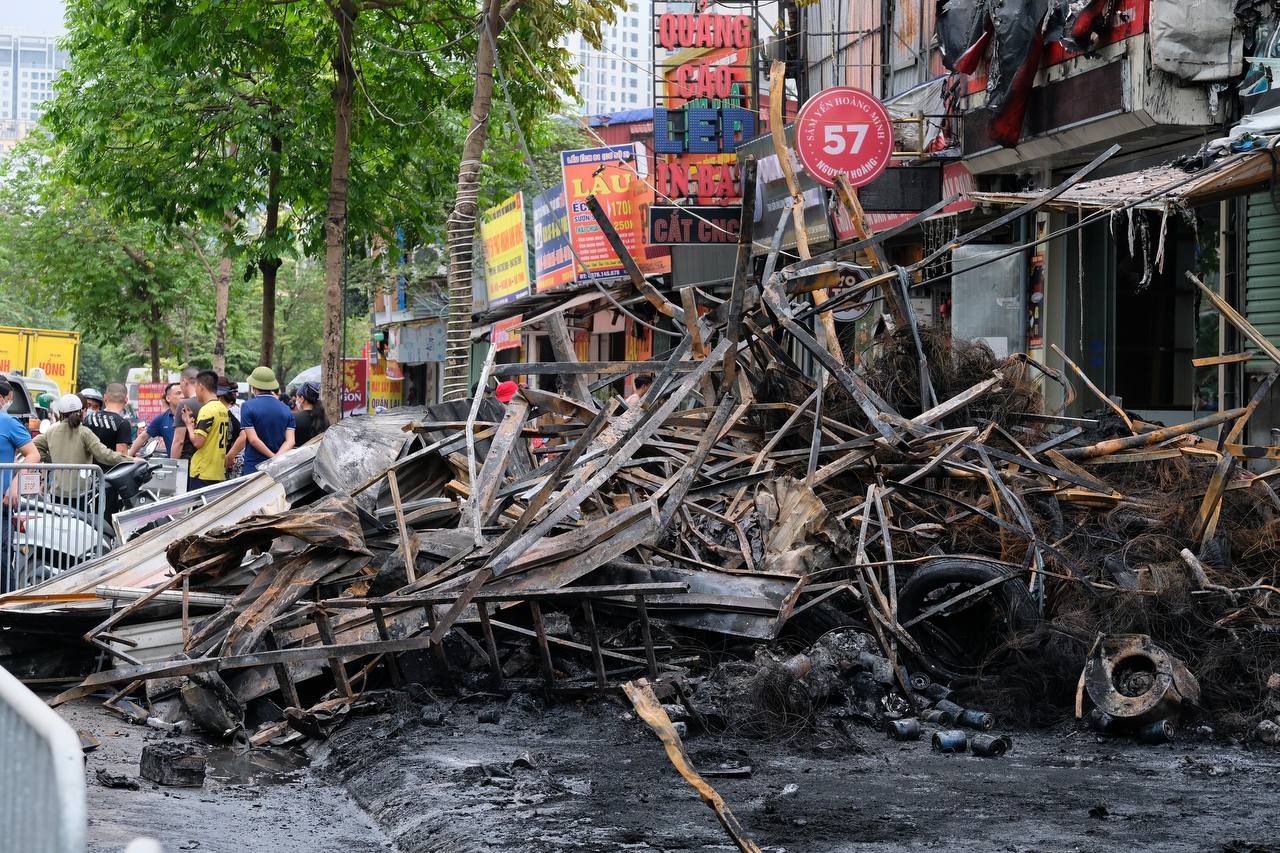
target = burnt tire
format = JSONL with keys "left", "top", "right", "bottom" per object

{"left": 897, "top": 557, "right": 1039, "bottom": 684}
{"left": 782, "top": 601, "right": 860, "bottom": 645}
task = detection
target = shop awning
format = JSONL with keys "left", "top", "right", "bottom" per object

{"left": 469, "top": 289, "right": 610, "bottom": 340}
{"left": 967, "top": 146, "right": 1280, "bottom": 212}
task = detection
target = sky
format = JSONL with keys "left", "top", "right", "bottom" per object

{"left": 0, "top": 0, "right": 65, "bottom": 35}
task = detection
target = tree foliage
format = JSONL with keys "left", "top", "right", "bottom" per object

{"left": 11, "top": 0, "right": 621, "bottom": 403}
{"left": 0, "top": 141, "right": 211, "bottom": 377}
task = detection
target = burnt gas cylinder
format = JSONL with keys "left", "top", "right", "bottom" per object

{"left": 920, "top": 709, "right": 949, "bottom": 725}
{"left": 1084, "top": 635, "right": 1200, "bottom": 724}
{"left": 958, "top": 709, "right": 995, "bottom": 731}
{"left": 970, "top": 733, "right": 1012, "bottom": 757}
{"left": 932, "top": 729, "right": 968, "bottom": 753}
{"left": 1137, "top": 719, "right": 1175, "bottom": 744}
{"left": 931, "top": 696, "right": 962, "bottom": 717}
{"left": 887, "top": 718, "right": 922, "bottom": 741}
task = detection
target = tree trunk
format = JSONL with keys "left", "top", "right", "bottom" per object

{"left": 214, "top": 251, "right": 231, "bottom": 375}
{"left": 259, "top": 134, "right": 283, "bottom": 367}
{"left": 443, "top": 0, "right": 513, "bottom": 400}
{"left": 322, "top": 0, "right": 358, "bottom": 422}
{"left": 149, "top": 301, "right": 162, "bottom": 382}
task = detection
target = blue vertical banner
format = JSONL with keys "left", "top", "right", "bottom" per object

{"left": 532, "top": 185, "right": 574, "bottom": 292}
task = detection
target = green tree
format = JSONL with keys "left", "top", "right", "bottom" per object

{"left": 49, "top": 0, "right": 619, "bottom": 416}
{"left": 0, "top": 143, "right": 213, "bottom": 380}
{"left": 49, "top": 0, "right": 331, "bottom": 369}
{"left": 442, "top": 0, "right": 623, "bottom": 398}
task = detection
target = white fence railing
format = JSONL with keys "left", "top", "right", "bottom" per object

{"left": 0, "top": 664, "right": 87, "bottom": 853}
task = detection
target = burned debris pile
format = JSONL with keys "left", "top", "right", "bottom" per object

{"left": 3, "top": 178, "right": 1280, "bottom": 831}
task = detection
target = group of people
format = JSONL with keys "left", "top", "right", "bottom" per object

{"left": 17, "top": 366, "right": 330, "bottom": 494}
{"left": 130, "top": 367, "right": 331, "bottom": 489}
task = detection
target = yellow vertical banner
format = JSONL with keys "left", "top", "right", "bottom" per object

{"left": 481, "top": 192, "right": 531, "bottom": 308}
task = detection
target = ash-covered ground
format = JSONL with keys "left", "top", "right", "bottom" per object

{"left": 314, "top": 691, "right": 1280, "bottom": 853}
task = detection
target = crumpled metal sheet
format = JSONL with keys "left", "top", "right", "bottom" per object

{"left": 312, "top": 401, "right": 505, "bottom": 511}
{"left": 259, "top": 442, "right": 320, "bottom": 505}
{"left": 755, "top": 476, "right": 856, "bottom": 577}
{"left": 312, "top": 408, "right": 428, "bottom": 503}
{"left": 165, "top": 493, "right": 370, "bottom": 577}
{"left": 1150, "top": 0, "right": 1243, "bottom": 82}
{"left": 0, "top": 473, "right": 289, "bottom": 615}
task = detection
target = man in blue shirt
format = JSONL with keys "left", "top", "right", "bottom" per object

{"left": 129, "top": 382, "right": 183, "bottom": 456}
{"left": 230, "top": 367, "right": 296, "bottom": 475}
{"left": 1, "top": 377, "right": 40, "bottom": 592}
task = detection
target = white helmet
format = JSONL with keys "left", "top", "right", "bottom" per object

{"left": 56, "top": 393, "right": 83, "bottom": 415}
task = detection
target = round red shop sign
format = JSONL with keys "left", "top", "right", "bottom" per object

{"left": 793, "top": 87, "right": 894, "bottom": 189}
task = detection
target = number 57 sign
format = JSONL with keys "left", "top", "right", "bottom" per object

{"left": 793, "top": 87, "right": 894, "bottom": 189}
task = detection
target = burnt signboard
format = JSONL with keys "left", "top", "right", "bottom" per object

{"left": 648, "top": 205, "right": 742, "bottom": 245}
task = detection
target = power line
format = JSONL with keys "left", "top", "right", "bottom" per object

{"left": 507, "top": 32, "right": 792, "bottom": 256}
{"left": 484, "top": 19, "right": 668, "bottom": 334}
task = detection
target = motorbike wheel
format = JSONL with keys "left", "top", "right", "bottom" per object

{"left": 896, "top": 557, "right": 1039, "bottom": 684}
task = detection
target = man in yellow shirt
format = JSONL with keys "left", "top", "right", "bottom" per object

{"left": 181, "top": 370, "right": 230, "bottom": 491}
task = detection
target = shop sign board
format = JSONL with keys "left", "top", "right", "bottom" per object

{"left": 480, "top": 191, "right": 531, "bottom": 308}
{"left": 492, "top": 315, "right": 523, "bottom": 352}
{"left": 389, "top": 320, "right": 445, "bottom": 364}
{"left": 649, "top": 2, "right": 755, "bottom": 245}
{"left": 341, "top": 357, "right": 368, "bottom": 417}
{"left": 532, "top": 186, "right": 574, "bottom": 292}
{"left": 794, "top": 87, "right": 894, "bottom": 189}
{"left": 648, "top": 205, "right": 741, "bottom": 245}
{"left": 368, "top": 357, "right": 402, "bottom": 412}
{"left": 135, "top": 382, "right": 168, "bottom": 422}
{"left": 561, "top": 144, "right": 651, "bottom": 281}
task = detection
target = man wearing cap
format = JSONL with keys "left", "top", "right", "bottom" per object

{"left": 36, "top": 392, "right": 56, "bottom": 434}
{"left": 228, "top": 367, "right": 296, "bottom": 476}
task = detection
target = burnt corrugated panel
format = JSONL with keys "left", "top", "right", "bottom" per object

{"left": 1245, "top": 192, "right": 1280, "bottom": 372}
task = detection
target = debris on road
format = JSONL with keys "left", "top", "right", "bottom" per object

{"left": 95, "top": 768, "right": 140, "bottom": 790}
{"left": 623, "top": 677, "right": 764, "bottom": 853}
{"left": 2, "top": 168, "right": 1280, "bottom": 847}
{"left": 139, "top": 742, "right": 206, "bottom": 787}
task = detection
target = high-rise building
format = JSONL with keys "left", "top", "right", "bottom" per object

{"left": 562, "top": 0, "right": 653, "bottom": 117}
{"left": 0, "top": 33, "right": 69, "bottom": 149}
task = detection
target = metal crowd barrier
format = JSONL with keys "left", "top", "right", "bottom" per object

{"left": 0, "top": 664, "right": 87, "bottom": 853}
{"left": 1, "top": 463, "right": 108, "bottom": 594}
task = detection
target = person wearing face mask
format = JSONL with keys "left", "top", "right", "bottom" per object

{"left": 293, "top": 381, "right": 330, "bottom": 445}
{"left": 0, "top": 377, "right": 41, "bottom": 592}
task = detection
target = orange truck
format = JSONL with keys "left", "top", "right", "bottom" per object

{"left": 0, "top": 326, "right": 80, "bottom": 396}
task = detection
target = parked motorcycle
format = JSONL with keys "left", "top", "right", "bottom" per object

{"left": 6, "top": 442, "right": 165, "bottom": 587}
